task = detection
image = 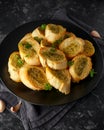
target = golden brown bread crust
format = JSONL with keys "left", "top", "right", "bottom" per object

{"left": 20, "top": 33, "right": 32, "bottom": 42}
{"left": 82, "top": 40, "right": 95, "bottom": 56}
{"left": 59, "top": 37, "right": 84, "bottom": 59}
{"left": 8, "top": 51, "right": 24, "bottom": 82}
{"left": 20, "top": 64, "right": 48, "bottom": 90}
{"left": 18, "top": 37, "right": 41, "bottom": 65}
{"left": 39, "top": 47, "right": 67, "bottom": 70}
{"left": 69, "top": 54, "right": 92, "bottom": 82}
{"left": 45, "top": 24, "right": 66, "bottom": 43}
{"left": 64, "top": 32, "right": 76, "bottom": 39}
{"left": 32, "top": 27, "right": 45, "bottom": 39}
{"left": 46, "top": 67, "right": 71, "bottom": 94}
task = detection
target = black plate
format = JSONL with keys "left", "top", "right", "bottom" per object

{"left": 0, "top": 20, "right": 103, "bottom": 106}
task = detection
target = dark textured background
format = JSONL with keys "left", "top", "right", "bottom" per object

{"left": 0, "top": 0, "right": 104, "bottom": 130}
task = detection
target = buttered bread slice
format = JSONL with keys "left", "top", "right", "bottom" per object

{"left": 32, "top": 26, "right": 45, "bottom": 39}
{"left": 39, "top": 47, "right": 67, "bottom": 70}
{"left": 69, "top": 54, "right": 92, "bottom": 82}
{"left": 18, "top": 37, "right": 40, "bottom": 65}
{"left": 20, "top": 64, "right": 49, "bottom": 91}
{"left": 46, "top": 67, "right": 71, "bottom": 95}
{"left": 59, "top": 37, "right": 84, "bottom": 59}
{"left": 64, "top": 32, "right": 76, "bottom": 39}
{"left": 20, "top": 33, "right": 32, "bottom": 42}
{"left": 8, "top": 51, "right": 24, "bottom": 82}
{"left": 45, "top": 24, "right": 66, "bottom": 43}
{"left": 82, "top": 40, "right": 95, "bottom": 57}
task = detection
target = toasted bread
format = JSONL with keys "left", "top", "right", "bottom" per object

{"left": 64, "top": 32, "right": 76, "bottom": 39}
{"left": 18, "top": 37, "right": 40, "bottom": 65}
{"left": 39, "top": 47, "right": 67, "bottom": 70}
{"left": 45, "top": 24, "right": 66, "bottom": 43}
{"left": 8, "top": 23, "right": 95, "bottom": 95}
{"left": 8, "top": 51, "right": 24, "bottom": 82}
{"left": 82, "top": 40, "right": 95, "bottom": 56}
{"left": 32, "top": 26, "right": 45, "bottom": 39}
{"left": 20, "top": 33, "right": 32, "bottom": 42}
{"left": 69, "top": 54, "right": 92, "bottom": 82}
{"left": 46, "top": 67, "right": 71, "bottom": 94}
{"left": 59, "top": 37, "right": 84, "bottom": 59}
{"left": 20, "top": 64, "right": 49, "bottom": 90}
{"left": 40, "top": 39, "right": 52, "bottom": 47}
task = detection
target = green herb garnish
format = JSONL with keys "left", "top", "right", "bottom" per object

{"left": 44, "top": 83, "right": 52, "bottom": 91}
{"left": 25, "top": 54, "right": 29, "bottom": 57}
{"left": 52, "top": 38, "right": 63, "bottom": 48}
{"left": 89, "top": 69, "right": 96, "bottom": 78}
{"left": 15, "top": 55, "right": 24, "bottom": 67}
{"left": 17, "top": 59, "right": 24, "bottom": 67}
{"left": 50, "top": 47, "right": 56, "bottom": 52}
{"left": 40, "top": 24, "right": 46, "bottom": 31}
{"left": 24, "top": 42, "right": 32, "bottom": 49}
{"left": 34, "top": 36, "right": 43, "bottom": 43}
{"left": 67, "top": 61, "right": 74, "bottom": 66}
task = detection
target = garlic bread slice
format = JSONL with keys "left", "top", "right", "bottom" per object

{"left": 46, "top": 67, "right": 71, "bottom": 95}
{"left": 8, "top": 51, "right": 24, "bottom": 82}
{"left": 59, "top": 37, "right": 84, "bottom": 59}
{"left": 20, "top": 33, "right": 32, "bottom": 42}
{"left": 32, "top": 26, "right": 45, "bottom": 40}
{"left": 39, "top": 47, "right": 67, "bottom": 70}
{"left": 20, "top": 64, "right": 49, "bottom": 91}
{"left": 20, "top": 64, "right": 48, "bottom": 90}
{"left": 18, "top": 37, "right": 40, "bottom": 65}
{"left": 82, "top": 40, "right": 95, "bottom": 56}
{"left": 69, "top": 54, "right": 92, "bottom": 83}
{"left": 45, "top": 24, "right": 66, "bottom": 43}
{"left": 64, "top": 32, "right": 76, "bottom": 39}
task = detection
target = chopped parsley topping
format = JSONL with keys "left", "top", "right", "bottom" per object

{"left": 25, "top": 54, "right": 29, "bottom": 57}
{"left": 89, "top": 69, "right": 97, "bottom": 78}
{"left": 40, "top": 24, "right": 46, "bottom": 31}
{"left": 50, "top": 47, "right": 56, "bottom": 52}
{"left": 15, "top": 55, "right": 24, "bottom": 67}
{"left": 67, "top": 61, "right": 74, "bottom": 66}
{"left": 44, "top": 83, "right": 52, "bottom": 90}
{"left": 24, "top": 42, "right": 32, "bottom": 49}
{"left": 34, "top": 36, "right": 43, "bottom": 43}
{"left": 52, "top": 38, "right": 63, "bottom": 48}
{"left": 17, "top": 59, "right": 24, "bottom": 67}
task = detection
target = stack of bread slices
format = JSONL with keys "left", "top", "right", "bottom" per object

{"left": 8, "top": 23, "right": 95, "bottom": 95}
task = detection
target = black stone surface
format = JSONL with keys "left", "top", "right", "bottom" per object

{"left": 0, "top": 0, "right": 104, "bottom": 130}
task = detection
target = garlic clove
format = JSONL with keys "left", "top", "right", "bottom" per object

{"left": 0, "top": 99, "right": 6, "bottom": 113}
{"left": 90, "top": 30, "right": 101, "bottom": 39}
{"left": 10, "top": 100, "right": 22, "bottom": 113}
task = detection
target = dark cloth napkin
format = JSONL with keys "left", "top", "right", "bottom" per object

{"left": 0, "top": 9, "right": 104, "bottom": 130}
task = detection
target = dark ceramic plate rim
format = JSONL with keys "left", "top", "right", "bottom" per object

{"left": 0, "top": 19, "right": 103, "bottom": 106}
